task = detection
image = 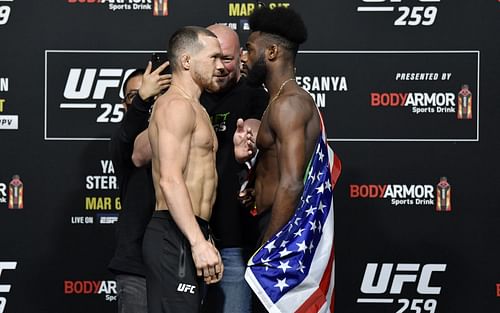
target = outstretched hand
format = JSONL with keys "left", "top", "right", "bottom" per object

{"left": 233, "top": 118, "right": 256, "bottom": 163}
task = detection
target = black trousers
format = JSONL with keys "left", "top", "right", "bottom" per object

{"left": 143, "top": 210, "right": 210, "bottom": 313}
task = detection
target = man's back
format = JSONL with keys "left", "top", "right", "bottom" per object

{"left": 149, "top": 92, "right": 218, "bottom": 221}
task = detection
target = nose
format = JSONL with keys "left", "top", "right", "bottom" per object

{"left": 241, "top": 50, "right": 248, "bottom": 63}
{"left": 215, "top": 57, "right": 225, "bottom": 74}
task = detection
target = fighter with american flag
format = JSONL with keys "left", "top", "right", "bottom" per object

{"left": 233, "top": 7, "right": 341, "bottom": 313}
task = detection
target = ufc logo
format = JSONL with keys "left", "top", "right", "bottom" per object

{"left": 360, "top": 263, "right": 446, "bottom": 295}
{"left": 63, "top": 68, "right": 135, "bottom": 100}
{"left": 177, "top": 283, "right": 196, "bottom": 294}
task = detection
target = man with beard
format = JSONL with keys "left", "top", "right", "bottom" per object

{"left": 200, "top": 24, "right": 268, "bottom": 313}
{"left": 143, "top": 26, "right": 225, "bottom": 313}
{"left": 234, "top": 7, "right": 324, "bottom": 312}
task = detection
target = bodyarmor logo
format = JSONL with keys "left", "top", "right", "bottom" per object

{"left": 457, "top": 84, "right": 472, "bottom": 119}
{"left": 349, "top": 183, "right": 435, "bottom": 206}
{"left": 64, "top": 280, "right": 117, "bottom": 302}
{"left": 358, "top": 262, "right": 446, "bottom": 312}
{"left": 370, "top": 92, "right": 456, "bottom": 115}
{"left": 435, "top": 177, "right": 451, "bottom": 212}
{"left": 0, "top": 262, "right": 17, "bottom": 313}
{"left": 357, "top": 0, "right": 441, "bottom": 27}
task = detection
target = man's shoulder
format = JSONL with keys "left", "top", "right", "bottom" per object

{"left": 155, "top": 94, "right": 194, "bottom": 113}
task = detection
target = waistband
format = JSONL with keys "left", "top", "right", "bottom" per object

{"left": 152, "top": 210, "right": 210, "bottom": 231}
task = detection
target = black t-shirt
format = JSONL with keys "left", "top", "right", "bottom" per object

{"left": 200, "top": 77, "right": 268, "bottom": 248}
{"left": 108, "top": 96, "right": 155, "bottom": 277}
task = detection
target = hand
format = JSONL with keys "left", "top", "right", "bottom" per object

{"left": 191, "top": 239, "right": 224, "bottom": 284}
{"left": 233, "top": 118, "right": 256, "bottom": 163}
{"left": 237, "top": 188, "right": 255, "bottom": 209}
{"left": 138, "top": 60, "right": 172, "bottom": 101}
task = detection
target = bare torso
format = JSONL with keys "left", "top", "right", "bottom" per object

{"left": 254, "top": 86, "right": 320, "bottom": 214}
{"left": 149, "top": 93, "right": 218, "bottom": 221}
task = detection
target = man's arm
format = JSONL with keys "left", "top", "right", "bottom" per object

{"left": 131, "top": 129, "right": 151, "bottom": 167}
{"left": 154, "top": 99, "right": 222, "bottom": 284}
{"left": 261, "top": 98, "right": 308, "bottom": 244}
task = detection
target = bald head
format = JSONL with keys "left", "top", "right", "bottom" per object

{"left": 206, "top": 24, "right": 241, "bottom": 90}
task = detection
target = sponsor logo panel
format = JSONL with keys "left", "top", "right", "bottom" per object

{"left": 0, "top": 261, "right": 17, "bottom": 313}
{"left": 349, "top": 177, "right": 452, "bottom": 211}
{"left": 295, "top": 51, "right": 479, "bottom": 141}
{"left": 357, "top": 262, "right": 447, "bottom": 312}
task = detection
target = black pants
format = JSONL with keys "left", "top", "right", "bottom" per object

{"left": 143, "top": 210, "right": 210, "bottom": 313}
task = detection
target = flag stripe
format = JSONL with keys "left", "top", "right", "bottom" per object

{"left": 295, "top": 242, "right": 335, "bottom": 312}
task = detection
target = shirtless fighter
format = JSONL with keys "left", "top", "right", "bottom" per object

{"left": 142, "top": 26, "right": 225, "bottom": 313}
{"left": 235, "top": 7, "right": 319, "bottom": 246}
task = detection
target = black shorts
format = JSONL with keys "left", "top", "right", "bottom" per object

{"left": 143, "top": 210, "right": 210, "bottom": 313}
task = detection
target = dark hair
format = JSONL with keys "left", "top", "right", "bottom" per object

{"left": 122, "top": 68, "right": 144, "bottom": 96}
{"left": 168, "top": 26, "right": 217, "bottom": 72}
{"left": 249, "top": 7, "right": 307, "bottom": 55}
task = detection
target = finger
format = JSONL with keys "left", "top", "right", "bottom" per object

{"left": 153, "top": 60, "right": 169, "bottom": 73}
{"left": 208, "top": 266, "right": 215, "bottom": 277}
{"left": 197, "top": 267, "right": 203, "bottom": 277}
{"left": 159, "top": 74, "right": 172, "bottom": 80}
{"left": 236, "top": 118, "right": 245, "bottom": 130}
{"left": 145, "top": 61, "right": 152, "bottom": 74}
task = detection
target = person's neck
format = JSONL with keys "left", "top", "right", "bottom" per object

{"left": 265, "top": 65, "right": 296, "bottom": 99}
{"left": 170, "top": 72, "right": 202, "bottom": 101}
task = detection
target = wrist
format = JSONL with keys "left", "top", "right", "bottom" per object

{"left": 188, "top": 232, "right": 206, "bottom": 247}
{"left": 138, "top": 88, "right": 152, "bottom": 102}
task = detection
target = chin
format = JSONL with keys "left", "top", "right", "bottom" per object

{"left": 205, "top": 82, "right": 222, "bottom": 93}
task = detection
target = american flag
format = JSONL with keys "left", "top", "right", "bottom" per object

{"left": 245, "top": 117, "right": 341, "bottom": 313}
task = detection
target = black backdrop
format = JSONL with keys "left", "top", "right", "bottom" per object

{"left": 0, "top": 1, "right": 499, "bottom": 312}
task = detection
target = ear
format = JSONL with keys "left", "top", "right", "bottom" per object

{"left": 180, "top": 54, "right": 190, "bottom": 70}
{"left": 266, "top": 44, "right": 278, "bottom": 61}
